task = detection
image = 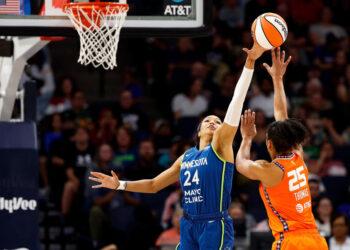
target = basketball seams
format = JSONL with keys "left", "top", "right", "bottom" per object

{"left": 263, "top": 15, "right": 284, "bottom": 46}
{"left": 264, "top": 15, "right": 288, "bottom": 41}
{"left": 264, "top": 12, "right": 288, "bottom": 30}
{"left": 252, "top": 12, "right": 288, "bottom": 49}
{"left": 252, "top": 18, "right": 257, "bottom": 43}
{"left": 257, "top": 16, "right": 273, "bottom": 49}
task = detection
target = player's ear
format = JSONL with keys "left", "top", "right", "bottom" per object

{"left": 266, "top": 140, "right": 274, "bottom": 152}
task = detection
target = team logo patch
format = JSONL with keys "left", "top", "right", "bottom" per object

{"left": 296, "top": 203, "right": 303, "bottom": 213}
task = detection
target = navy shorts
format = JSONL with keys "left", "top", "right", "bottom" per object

{"left": 176, "top": 211, "right": 234, "bottom": 250}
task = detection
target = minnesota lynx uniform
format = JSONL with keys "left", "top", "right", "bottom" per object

{"left": 259, "top": 152, "right": 328, "bottom": 250}
{"left": 176, "top": 144, "right": 234, "bottom": 250}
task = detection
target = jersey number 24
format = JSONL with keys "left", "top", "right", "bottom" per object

{"left": 184, "top": 170, "right": 200, "bottom": 186}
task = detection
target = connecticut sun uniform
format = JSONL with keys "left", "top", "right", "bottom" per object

{"left": 259, "top": 152, "right": 328, "bottom": 250}
{"left": 177, "top": 144, "right": 234, "bottom": 250}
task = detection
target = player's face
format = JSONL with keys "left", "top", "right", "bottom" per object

{"left": 200, "top": 115, "right": 222, "bottom": 136}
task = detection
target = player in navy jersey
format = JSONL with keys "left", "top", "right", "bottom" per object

{"left": 89, "top": 42, "right": 266, "bottom": 250}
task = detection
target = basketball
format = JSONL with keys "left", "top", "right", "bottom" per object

{"left": 251, "top": 13, "right": 288, "bottom": 50}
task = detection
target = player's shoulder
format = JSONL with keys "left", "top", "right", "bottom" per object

{"left": 256, "top": 160, "right": 274, "bottom": 168}
{"left": 185, "top": 146, "right": 198, "bottom": 155}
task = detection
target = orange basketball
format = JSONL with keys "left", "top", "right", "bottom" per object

{"left": 251, "top": 13, "right": 288, "bottom": 50}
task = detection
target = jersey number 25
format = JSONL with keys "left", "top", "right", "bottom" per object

{"left": 287, "top": 166, "right": 306, "bottom": 192}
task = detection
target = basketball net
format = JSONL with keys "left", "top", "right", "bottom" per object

{"left": 64, "top": 3, "right": 129, "bottom": 70}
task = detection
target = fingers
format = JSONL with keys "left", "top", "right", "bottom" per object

{"left": 243, "top": 109, "right": 255, "bottom": 124}
{"left": 285, "top": 55, "right": 292, "bottom": 66}
{"left": 242, "top": 48, "right": 249, "bottom": 53}
{"left": 92, "top": 184, "right": 104, "bottom": 189}
{"left": 281, "top": 49, "right": 285, "bottom": 62}
{"left": 263, "top": 63, "right": 272, "bottom": 74}
{"left": 90, "top": 172, "right": 106, "bottom": 179}
{"left": 111, "top": 170, "right": 117, "bottom": 179}
{"left": 271, "top": 49, "right": 276, "bottom": 63}
{"left": 89, "top": 177, "right": 102, "bottom": 183}
{"left": 277, "top": 47, "right": 281, "bottom": 62}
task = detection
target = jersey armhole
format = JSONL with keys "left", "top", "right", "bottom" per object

{"left": 210, "top": 143, "right": 234, "bottom": 165}
{"left": 272, "top": 161, "right": 285, "bottom": 172}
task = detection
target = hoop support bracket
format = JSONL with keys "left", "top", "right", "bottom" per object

{"left": 0, "top": 37, "right": 49, "bottom": 121}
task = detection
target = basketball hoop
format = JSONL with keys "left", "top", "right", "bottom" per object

{"left": 63, "top": 2, "right": 129, "bottom": 70}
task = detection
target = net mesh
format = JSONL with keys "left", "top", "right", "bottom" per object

{"left": 64, "top": 3, "right": 128, "bottom": 70}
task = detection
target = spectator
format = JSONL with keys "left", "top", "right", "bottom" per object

{"left": 90, "top": 109, "right": 118, "bottom": 146}
{"left": 46, "top": 76, "right": 77, "bottom": 115}
{"left": 329, "top": 214, "right": 350, "bottom": 250}
{"left": 23, "top": 48, "right": 56, "bottom": 121}
{"left": 43, "top": 113, "right": 62, "bottom": 153}
{"left": 248, "top": 77, "right": 275, "bottom": 121}
{"left": 89, "top": 143, "right": 140, "bottom": 248}
{"left": 152, "top": 119, "right": 173, "bottom": 156}
{"left": 308, "top": 142, "right": 347, "bottom": 177}
{"left": 172, "top": 78, "right": 208, "bottom": 122}
{"left": 289, "top": 0, "right": 324, "bottom": 25}
{"left": 111, "top": 125, "right": 138, "bottom": 171}
{"left": 39, "top": 113, "right": 62, "bottom": 196}
{"left": 219, "top": 0, "right": 245, "bottom": 29}
{"left": 70, "top": 90, "right": 93, "bottom": 130}
{"left": 122, "top": 69, "right": 143, "bottom": 102}
{"left": 114, "top": 90, "right": 148, "bottom": 136}
{"left": 47, "top": 111, "right": 76, "bottom": 206}
{"left": 160, "top": 187, "right": 182, "bottom": 230}
{"left": 322, "top": 118, "right": 347, "bottom": 146}
{"left": 158, "top": 139, "right": 181, "bottom": 170}
{"left": 228, "top": 201, "right": 256, "bottom": 250}
{"left": 168, "top": 38, "right": 200, "bottom": 90}
{"left": 309, "top": 7, "right": 348, "bottom": 46}
{"left": 155, "top": 208, "right": 182, "bottom": 250}
{"left": 125, "top": 139, "right": 162, "bottom": 180}
{"left": 89, "top": 143, "right": 116, "bottom": 246}
{"left": 61, "top": 127, "right": 94, "bottom": 216}
{"left": 315, "top": 197, "right": 334, "bottom": 238}
{"left": 308, "top": 177, "right": 325, "bottom": 213}
{"left": 209, "top": 73, "right": 235, "bottom": 121}
{"left": 284, "top": 47, "right": 308, "bottom": 95}
{"left": 171, "top": 79, "right": 208, "bottom": 138}
{"left": 251, "top": 109, "right": 269, "bottom": 160}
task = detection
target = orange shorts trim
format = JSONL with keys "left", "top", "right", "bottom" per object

{"left": 274, "top": 229, "right": 319, "bottom": 240}
{"left": 272, "top": 229, "right": 328, "bottom": 250}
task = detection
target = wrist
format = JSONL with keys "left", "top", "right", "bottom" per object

{"left": 272, "top": 75, "right": 283, "bottom": 81}
{"left": 116, "top": 180, "right": 127, "bottom": 191}
{"left": 242, "top": 135, "right": 254, "bottom": 140}
{"left": 245, "top": 58, "right": 256, "bottom": 69}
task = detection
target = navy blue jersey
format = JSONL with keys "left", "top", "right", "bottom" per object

{"left": 180, "top": 144, "right": 234, "bottom": 215}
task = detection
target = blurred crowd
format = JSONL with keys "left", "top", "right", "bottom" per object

{"left": 28, "top": 0, "right": 350, "bottom": 249}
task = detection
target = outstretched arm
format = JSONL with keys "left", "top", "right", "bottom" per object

{"left": 236, "top": 110, "right": 283, "bottom": 187}
{"left": 212, "top": 43, "right": 266, "bottom": 162}
{"left": 89, "top": 155, "right": 182, "bottom": 194}
{"left": 263, "top": 47, "right": 291, "bottom": 121}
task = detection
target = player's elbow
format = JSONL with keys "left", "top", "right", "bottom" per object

{"left": 236, "top": 159, "right": 255, "bottom": 179}
{"left": 149, "top": 180, "right": 159, "bottom": 194}
{"left": 235, "top": 158, "right": 246, "bottom": 174}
